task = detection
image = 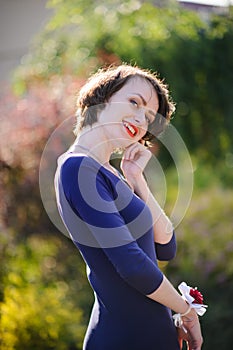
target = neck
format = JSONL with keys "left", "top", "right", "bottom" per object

{"left": 73, "top": 126, "right": 114, "bottom": 165}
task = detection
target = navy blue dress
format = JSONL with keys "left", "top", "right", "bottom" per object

{"left": 55, "top": 152, "right": 180, "bottom": 350}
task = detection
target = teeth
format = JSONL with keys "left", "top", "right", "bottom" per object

{"left": 124, "top": 122, "right": 136, "bottom": 135}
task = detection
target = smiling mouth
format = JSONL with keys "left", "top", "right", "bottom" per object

{"left": 123, "top": 121, "right": 139, "bottom": 137}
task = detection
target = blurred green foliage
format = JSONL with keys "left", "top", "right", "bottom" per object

{"left": 167, "top": 186, "right": 233, "bottom": 350}
{"left": 1, "top": 0, "right": 233, "bottom": 349}
{"left": 0, "top": 235, "right": 85, "bottom": 350}
{"left": 14, "top": 0, "right": 233, "bottom": 165}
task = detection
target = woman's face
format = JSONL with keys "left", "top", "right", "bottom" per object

{"left": 97, "top": 77, "right": 159, "bottom": 149}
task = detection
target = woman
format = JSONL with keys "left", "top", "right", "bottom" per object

{"left": 55, "top": 64, "right": 203, "bottom": 349}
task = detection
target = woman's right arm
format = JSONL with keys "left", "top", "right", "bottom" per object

{"left": 147, "top": 276, "right": 203, "bottom": 350}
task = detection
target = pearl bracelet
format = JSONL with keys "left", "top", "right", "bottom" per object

{"left": 173, "top": 305, "right": 192, "bottom": 328}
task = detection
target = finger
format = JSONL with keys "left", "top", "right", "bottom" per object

{"left": 124, "top": 143, "right": 142, "bottom": 160}
{"left": 128, "top": 145, "right": 142, "bottom": 161}
{"left": 123, "top": 144, "right": 136, "bottom": 160}
{"left": 132, "top": 144, "right": 151, "bottom": 161}
{"left": 187, "top": 338, "right": 201, "bottom": 350}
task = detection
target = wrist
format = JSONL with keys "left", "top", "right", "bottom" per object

{"left": 180, "top": 304, "right": 192, "bottom": 317}
{"left": 129, "top": 174, "right": 148, "bottom": 193}
{"left": 128, "top": 172, "right": 145, "bottom": 184}
{"left": 172, "top": 282, "right": 208, "bottom": 329}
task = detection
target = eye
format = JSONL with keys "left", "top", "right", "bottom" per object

{"left": 129, "top": 99, "right": 138, "bottom": 107}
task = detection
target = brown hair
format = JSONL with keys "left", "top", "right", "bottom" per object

{"left": 74, "top": 64, "right": 175, "bottom": 144}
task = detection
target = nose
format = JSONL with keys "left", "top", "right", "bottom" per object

{"left": 134, "top": 108, "right": 147, "bottom": 125}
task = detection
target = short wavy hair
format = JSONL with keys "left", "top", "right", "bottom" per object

{"left": 74, "top": 64, "right": 175, "bottom": 144}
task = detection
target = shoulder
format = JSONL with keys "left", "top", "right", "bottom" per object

{"left": 60, "top": 154, "right": 98, "bottom": 172}
{"left": 59, "top": 154, "right": 102, "bottom": 181}
{"left": 58, "top": 154, "right": 116, "bottom": 192}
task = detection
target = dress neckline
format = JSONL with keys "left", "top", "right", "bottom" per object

{"left": 68, "top": 144, "right": 129, "bottom": 185}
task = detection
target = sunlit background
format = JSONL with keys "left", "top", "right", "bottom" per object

{"left": 0, "top": 1, "right": 233, "bottom": 349}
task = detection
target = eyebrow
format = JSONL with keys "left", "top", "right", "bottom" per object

{"left": 134, "top": 93, "right": 157, "bottom": 118}
{"left": 134, "top": 93, "right": 146, "bottom": 105}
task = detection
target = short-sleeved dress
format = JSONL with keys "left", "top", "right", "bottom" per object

{"left": 54, "top": 151, "right": 180, "bottom": 350}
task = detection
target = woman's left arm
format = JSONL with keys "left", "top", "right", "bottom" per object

{"left": 121, "top": 142, "right": 173, "bottom": 244}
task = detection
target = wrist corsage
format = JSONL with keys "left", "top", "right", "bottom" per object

{"left": 173, "top": 282, "right": 208, "bottom": 329}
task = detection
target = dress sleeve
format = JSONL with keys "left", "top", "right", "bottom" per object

{"left": 155, "top": 232, "right": 177, "bottom": 261}
{"left": 60, "top": 157, "right": 164, "bottom": 295}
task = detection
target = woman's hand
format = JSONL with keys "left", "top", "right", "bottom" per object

{"left": 177, "top": 309, "right": 203, "bottom": 350}
{"left": 120, "top": 142, "right": 152, "bottom": 189}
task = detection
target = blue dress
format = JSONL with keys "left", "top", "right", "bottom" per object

{"left": 55, "top": 152, "right": 180, "bottom": 350}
